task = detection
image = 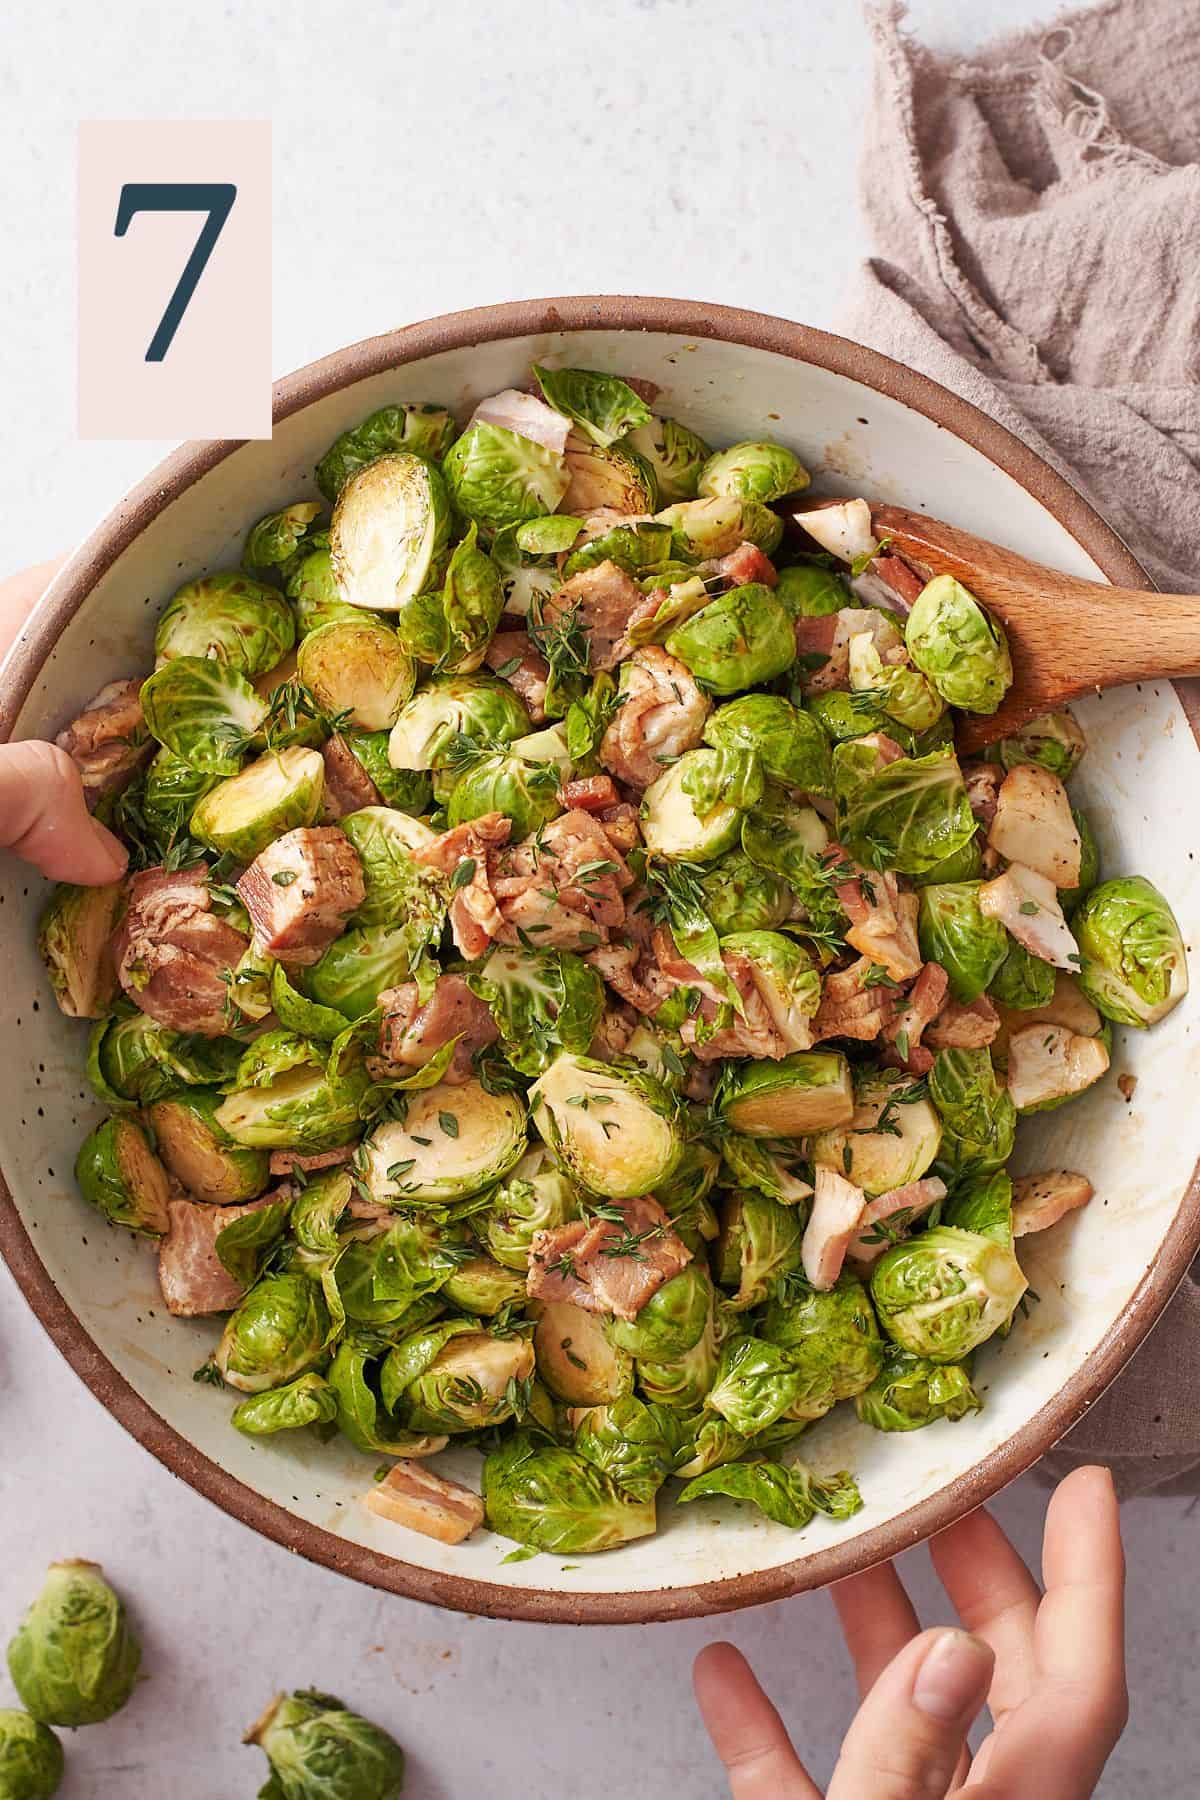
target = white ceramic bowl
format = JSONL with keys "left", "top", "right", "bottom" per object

{"left": 2, "top": 298, "right": 1197, "bottom": 1624}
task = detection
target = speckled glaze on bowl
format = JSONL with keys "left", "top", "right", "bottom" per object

{"left": 1, "top": 297, "right": 1197, "bottom": 1625}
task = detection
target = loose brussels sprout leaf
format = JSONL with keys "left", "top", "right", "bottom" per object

{"left": 233, "top": 1027, "right": 321, "bottom": 1090}
{"left": 486, "top": 1152, "right": 583, "bottom": 1270}
{"left": 0, "top": 1708, "right": 63, "bottom": 1798}
{"left": 666, "top": 585, "right": 796, "bottom": 695}
{"left": 307, "top": 921, "right": 435, "bottom": 1023}
{"left": 763, "top": 1275, "right": 884, "bottom": 1415}
{"left": 641, "top": 749, "right": 750, "bottom": 863}
{"left": 264, "top": 962, "right": 347, "bottom": 1042}
{"left": 608, "top": 1264, "right": 714, "bottom": 1360}
{"left": 154, "top": 570, "right": 296, "bottom": 677}
{"left": 929, "top": 1047, "right": 1017, "bottom": 1176}
{"left": 626, "top": 415, "right": 711, "bottom": 503}
{"left": 848, "top": 631, "right": 946, "bottom": 732}
{"left": 672, "top": 1414, "right": 749, "bottom": 1479}
{"left": 329, "top": 1333, "right": 449, "bottom": 1455}
{"left": 532, "top": 364, "right": 653, "bottom": 447}
{"left": 563, "top": 521, "right": 674, "bottom": 585}
{"left": 387, "top": 675, "right": 530, "bottom": 772}
{"left": 216, "top": 1270, "right": 331, "bottom": 1394}
{"left": 573, "top": 1395, "right": 680, "bottom": 1502}
{"left": 656, "top": 496, "right": 783, "bottom": 560}
{"left": 1073, "top": 876, "right": 1189, "bottom": 1027}
{"left": 720, "top": 931, "right": 821, "bottom": 1049}
{"left": 215, "top": 1195, "right": 292, "bottom": 1288}
{"left": 696, "top": 849, "right": 791, "bottom": 933}
{"left": 386, "top": 1323, "right": 534, "bottom": 1433}
{"left": 242, "top": 500, "right": 325, "bottom": 582}
{"left": 944, "top": 1170, "right": 1013, "bottom": 1248}
{"left": 482, "top": 1434, "right": 657, "bottom": 1554}
{"left": 445, "top": 747, "right": 561, "bottom": 840}
{"left": 839, "top": 748, "right": 977, "bottom": 876}
{"left": 776, "top": 563, "right": 847, "bottom": 618}
{"left": 870, "top": 1226, "right": 1027, "bottom": 1362}
{"left": 529, "top": 1053, "right": 681, "bottom": 1199}
{"left": 141, "top": 747, "right": 220, "bottom": 847}
{"left": 359, "top": 1079, "right": 527, "bottom": 1204}
{"left": 86, "top": 1010, "right": 240, "bottom": 1108}
{"left": 329, "top": 452, "right": 454, "bottom": 614}
{"left": 444, "top": 421, "right": 570, "bottom": 534}
{"left": 992, "top": 709, "right": 1086, "bottom": 780}
{"left": 285, "top": 546, "right": 367, "bottom": 637}
{"left": 533, "top": 1298, "right": 632, "bottom": 1405}
{"left": 148, "top": 1089, "right": 271, "bottom": 1204}
{"left": 704, "top": 694, "right": 833, "bottom": 797}
{"left": 289, "top": 1167, "right": 354, "bottom": 1256}
{"left": 246, "top": 1688, "right": 406, "bottom": 1799}
{"left": 339, "top": 731, "right": 432, "bottom": 813}
{"left": 74, "top": 1116, "right": 170, "bottom": 1236}
{"left": 37, "top": 881, "right": 122, "bottom": 1020}
{"left": 707, "top": 1335, "right": 808, "bottom": 1435}
{"left": 561, "top": 435, "right": 657, "bottom": 515}
{"left": 855, "top": 1348, "right": 982, "bottom": 1432}
{"left": 1058, "top": 806, "right": 1100, "bottom": 917}
{"left": 215, "top": 1057, "right": 371, "bottom": 1152}
{"left": 698, "top": 439, "right": 810, "bottom": 504}
{"left": 989, "top": 938, "right": 1056, "bottom": 1010}
{"left": 906, "top": 830, "right": 984, "bottom": 889}
{"left": 715, "top": 1193, "right": 805, "bottom": 1311}
{"left": 339, "top": 805, "right": 443, "bottom": 931}
{"left": 6, "top": 1561, "right": 141, "bottom": 1728}
{"left": 906, "top": 575, "right": 1013, "bottom": 715}
{"left": 468, "top": 945, "right": 605, "bottom": 1078}
{"left": 720, "top": 1052, "right": 855, "bottom": 1137}
{"left": 316, "top": 400, "right": 458, "bottom": 499}
{"left": 440, "top": 1254, "right": 527, "bottom": 1317}
{"left": 330, "top": 1231, "right": 449, "bottom": 1328}
{"left": 637, "top": 1293, "right": 722, "bottom": 1410}
{"left": 678, "top": 1457, "right": 862, "bottom": 1529}
{"left": 917, "top": 881, "right": 1009, "bottom": 1004}
{"left": 740, "top": 793, "right": 833, "bottom": 923}
{"left": 191, "top": 746, "right": 324, "bottom": 861}
{"left": 296, "top": 616, "right": 415, "bottom": 731}
{"left": 620, "top": 573, "right": 713, "bottom": 650}
{"left": 140, "top": 655, "right": 267, "bottom": 775}
{"left": 425, "top": 523, "right": 505, "bottom": 675}
{"left": 516, "top": 514, "right": 584, "bottom": 556}
{"left": 721, "top": 1134, "right": 811, "bottom": 1205}
{"left": 564, "top": 672, "right": 620, "bottom": 770}
{"left": 231, "top": 1371, "right": 337, "bottom": 1437}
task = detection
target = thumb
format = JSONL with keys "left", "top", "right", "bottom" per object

{"left": 0, "top": 741, "right": 129, "bottom": 884}
{"left": 827, "top": 1627, "right": 993, "bottom": 1800}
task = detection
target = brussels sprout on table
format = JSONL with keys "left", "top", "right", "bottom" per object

{"left": 0, "top": 1710, "right": 63, "bottom": 1800}
{"left": 6, "top": 1561, "right": 140, "bottom": 1728}
{"left": 245, "top": 1687, "right": 406, "bottom": 1800}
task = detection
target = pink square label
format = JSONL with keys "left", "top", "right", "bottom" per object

{"left": 78, "top": 121, "right": 271, "bottom": 440}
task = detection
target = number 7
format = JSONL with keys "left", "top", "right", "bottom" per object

{"left": 114, "top": 182, "right": 237, "bottom": 363}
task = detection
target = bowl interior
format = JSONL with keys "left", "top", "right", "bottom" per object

{"left": 2, "top": 317, "right": 1198, "bottom": 1620}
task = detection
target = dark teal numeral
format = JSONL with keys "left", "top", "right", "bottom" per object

{"left": 114, "top": 182, "right": 237, "bottom": 362}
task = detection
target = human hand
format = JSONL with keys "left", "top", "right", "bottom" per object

{"left": 693, "top": 1464, "right": 1126, "bottom": 1799}
{"left": 0, "top": 562, "right": 128, "bottom": 885}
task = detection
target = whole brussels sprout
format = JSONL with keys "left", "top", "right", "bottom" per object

{"left": 762, "top": 1275, "right": 885, "bottom": 1416}
{"left": 855, "top": 1348, "right": 981, "bottom": 1431}
{"left": 697, "top": 849, "right": 791, "bottom": 933}
{"left": 306, "top": 921, "right": 432, "bottom": 1022}
{"left": 905, "top": 575, "right": 1013, "bottom": 715}
{"left": 532, "top": 364, "right": 653, "bottom": 446}
{"left": 918, "top": 882, "right": 1009, "bottom": 1004}
{"left": 810, "top": 1070, "right": 941, "bottom": 1197}
{"left": 1059, "top": 806, "right": 1100, "bottom": 916}
{"left": 907, "top": 831, "right": 984, "bottom": 889}
{"left": 839, "top": 747, "right": 977, "bottom": 877}
{"left": 992, "top": 709, "right": 1086, "bottom": 780}
{"left": 636, "top": 1292, "right": 722, "bottom": 1411}
{"left": 216, "top": 1271, "right": 331, "bottom": 1394}
{"left": 316, "top": 400, "right": 458, "bottom": 498}
{"left": 154, "top": 570, "right": 295, "bottom": 677}
{"left": 330, "top": 1228, "right": 450, "bottom": 1328}
{"left": 387, "top": 674, "right": 530, "bottom": 773}
{"left": 944, "top": 1170, "right": 1013, "bottom": 1248}
{"left": 656, "top": 496, "right": 783, "bottom": 560}
{"left": 440, "top": 1254, "right": 527, "bottom": 1316}
{"left": 573, "top": 1395, "right": 680, "bottom": 1502}
{"left": 486, "top": 1151, "right": 584, "bottom": 1270}
{"left": 445, "top": 747, "right": 561, "bottom": 840}
{"left": 705, "top": 1334, "right": 808, "bottom": 1435}
{"left": 529, "top": 1053, "right": 681, "bottom": 1199}
{"left": 7, "top": 1562, "right": 140, "bottom": 1727}
{"left": 147, "top": 1089, "right": 270, "bottom": 1205}
{"left": 243, "top": 500, "right": 325, "bottom": 583}
{"left": 0, "top": 1710, "right": 63, "bottom": 1799}
{"left": 140, "top": 655, "right": 267, "bottom": 775}
{"left": 740, "top": 787, "right": 830, "bottom": 892}
{"left": 697, "top": 439, "right": 809, "bottom": 504}
{"left": 330, "top": 452, "right": 454, "bottom": 613}
{"left": 86, "top": 1010, "right": 241, "bottom": 1108}
{"left": 626, "top": 415, "right": 711, "bottom": 503}
{"left": 246, "top": 1687, "right": 406, "bottom": 1799}
{"left": 444, "top": 420, "right": 570, "bottom": 533}
{"left": 678, "top": 1457, "right": 862, "bottom": 1531}
{"left": 1073, "top": 875, "right": 1189, "bottom": 1027}
{"left": 714, "top": 1192, "right": 805, "bottom": 1311}
{"left": 609, "top": 1264, "right": 714, "bottom": 1360}
{"left": 929, "top": 1047, "right": 1016, "bottom": 1176}
{"left": 666, "top": 585, "right": 795, "bottom": 695}
{"left": 141, "top": 747, "right": 220, "bottom": 846}
{"left": 231, "top": 1371, "right": 339, "bottom": 1437}
{"left": 424, "top": 522, "right": 505, "bottom": 673}
{"left": 870, "top": 1226, "right": 1027, "bottom": 1361}
{"left": 296, "top": 616, "right": 415, "bottom": 732}
{"left": 775, "top": 563, "right": 847, "bottom": 618}
{"left": 482, "top": 1433, "right": 657, "bottom": 1554}
{"left": 75, "top": 1116, "right": 171, "bottom": 1236}
{"left": 989, "top": 938, "right": 1056, "bottom": 1010}
{"left": 703, "top": 693, "right": 832, "bottom": 796}
{"left": 468, "top": 945, "right": 605, "bottom": 1079}
{"left": 37, "top": 881, "right": 122, "bottom": 1020}
{"left": 285, "top": 546, "right": 367, "bottom": 638}
{"left": 191, "top": 746, "right": 325, "bottom": 862}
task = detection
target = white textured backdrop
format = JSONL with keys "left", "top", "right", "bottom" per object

{"left": 1, "top": 2, "right": 1194, "bottom": 1794}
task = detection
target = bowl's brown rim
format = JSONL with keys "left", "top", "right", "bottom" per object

{"left": 1, "top": 294, "right": 1197, "bottom": 1628}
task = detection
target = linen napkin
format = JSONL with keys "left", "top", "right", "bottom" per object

{"left": 846, "top": 0, "right": 1200, "bottom": 1495}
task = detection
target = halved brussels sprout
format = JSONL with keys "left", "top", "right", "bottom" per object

{"left": 720, "top": 1052, "right": 855, "bottom": 1137}
{"left": 636, "top": 1284, "right": 723, "bottom": 1410}
{"left": 445, "top": 748, "right": 562, "bottom": 840}
{"left": 215, "top": 1270, "right": 331, "bottom": 1393}
{"left": 641, "top": 747, "right": 755, "bottom": 862}
{"left": 561, "top": 434, "right": 657, "bottom": 515}
{"left": 839, "top": 748, "right": 977, "bottom": 877}
{"left": 329, "top": 452, "right": 453, "bottom": 613}
{"left": 190, "top": 746, "right": 324, "bottom": 861}
{"left": 387, "top": 1321, "right": 535, "bottom": 1433}
{"left": 0, "top": 1708, "right": 62, "bottom": 1797}
{"left": 561, "top": 519, "right": 673, "bottom": 580}
{"left": 720, "top": 930, "right": 821, "bottom": 1050}
{"left": 444, "top": 420, "right": 570, "bottom": 533}
{"left": 870, "top": 1226, "right": 1027, "bottom": 1362}
{"left": 928, "top": 1047, "right": 1016, "bottom": 1176}
{"left": 848, "top": 631, "right": 946, "bottom": 732}
{"left": 75, "top": 1116, "right": 170, "bottom": 1236}
{"left": 87, "top": 1010, "right": 241, "bottom": 1107}
{"left": 532, "top": 364, "right": 653, "bottom": 447}
{"left": 856, "top": 1349, "right": 981, "bottom": 1431}
{"left": 215, "top": 1055, "right": 371, "bottom": 1152}
{"left": 307, "top": 921, "right": 435, "bottom": 1022}
{"left": 426, "top": 523, "right": 505, "bottom": 673}
{"left": 1073, "top": 876, "right": 1189, "bottom": 1027}
{"left": 147, "top": 1089, "right": 270, "bottom": 1204}
{"left": 316, "top": 401, "right": 458, "bottom": 499}
{"left": 37, "top": 881, "right": 122, "bottom": 1019}
{"left": 387, "top": 674, "right": 530, "bottom": 772}
{"left": 339, "top": 806, "right": 442, "bottom": 929}
{"left": 154, "top": 571, "right": 295, "bottom": 676}
{"left": 626, "top": 416, "right": 711, "bottom": 503}
{"left": 243, "top": 500, "right": 325, "bottom": 582}
{"left": 810, "top": 1070, "right": 941, "bottom": 1197}
{"left": 704, "top": 694, "right": 833, "bottom": 796}
{"left": 331, "top": 1229, "right": 452, "bottom": 1328}
{"left": 697, "top": 439, "right": 809, "bottom": 504}
{"left": 665, "top": 586, "right": 795, "bottom": 695}
{"left": 917, "top": 882, "right": 1010, "bottom": 1004}
{"left": 285, "top": 546, "right": 367, "bottom": 637}
{"left": 714, "top": 1192, "right": 805, "bottom": 1311}
{"left": 440, "top": 1255, "right": 527, "bottom": 1316}
{"left": 469, "top": 945, "right": 605, "bottom": 1079}
{"left": 7, "top": 1561, "right": 141, "bottom": 1729}
{"left": 231, "top": 1370, "right": 338, "bottom": 1436}
{"left": 482, "top": 1432, "right": 657, "bottom": 1554}
{"left": 776, "top": 563, "right": 847, "bottom": 618}
{"left": 763, "top": 1274, "right": 884, "bottom": 1416}
{"left": 609, "top": 1264, "right": 714, "bottom": 1359}
{"left": 140, "top": 656, "right": 267, "bottom": 775}
{"left": 992, "top": 710, "right": 1086, "bottom": 780}
{"left": 141, "top": 747, "right": 221, "bottom": 845}
{"left": 533, "top": 1298, "right": 634, "bottom": 1405}
{"left": 295, "top": 616, "right": 415, "bottom": 731}
{"left": 529, "top": 1053, "right": 681, "bottom": 1199}
{"left": 696, "top": 850, "right": 791, "bottom": 933}
{"left": 359, "top": 1078, "right": 527, "bottom": 1204}
{"left": 906, "top": 576, "right": 1013, "bottom": 716}
{"left": 486, "top": 1151, "right": 584, "bottom": 1270}
{"left": 656, "top": 496, "right": 783, "bottom": 560}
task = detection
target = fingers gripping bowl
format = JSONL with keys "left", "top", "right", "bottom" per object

{"left": 1, "top": 299, "right": 1197, "bottom": 1623}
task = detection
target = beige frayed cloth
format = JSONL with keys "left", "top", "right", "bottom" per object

{"left": 846, "top": 0, "right": 1200, "bottom": 1496}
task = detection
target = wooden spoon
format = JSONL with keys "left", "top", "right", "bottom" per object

{"left": 863, "top": 503, "right": 1200, "bottom": 755}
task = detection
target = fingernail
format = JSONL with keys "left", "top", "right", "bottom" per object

{"left": 911, "top": 1630, "right": 992, "bottom": 1721}
{"left": 90, "top": 820, "right": 128, "bottom": 875}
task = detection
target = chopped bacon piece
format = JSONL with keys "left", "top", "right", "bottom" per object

{"left": 491, "top": 807, "right": 635, "bottom": 943}
{"left": 158, "top": 1193, "right": 281, "bottom": 1317}
{"left": 651, "top": 926, "right": 811, "bottom": 1062}
{"left": 989, "top": 764, "right": 1082, "bottom": 888}
{"left": 527, "top": 1196, "right": 691, "bottom": 1321}
{"left": 113, "top": 864, "right": 248, "bottom": 1037}
{"left": 715, "top": 543, "right": 778, "bottom": 588}
{"left": 55, "top": 677, "right": 151, "bottom": 804}
{"left": 620, "top": 374, "right": 661, "bottom": 405}
{"left": 855, "top": 730, "right": 905, "bottom": 767}
{"left": 813, "top": 955, "right": 900, "bottom": 1043}
{"left": 268, "top": 1145, "right": 356, "bottom": 1177}
{"left": 561, "top": 774, "right": 622, "bottom": 812}
{"left": 371, "top": 972, "right": 498, "bottom": 1084}
{"left": 320, "top": 734, "right": 380, "bottom": 820}
{"left": 545, "top": 560, "right": 645, "bottom": 671}
{"left": 870, "top": 553, "right": 926, "bottom": 608}
{"left": 802, "top": 1166, "right": 866, "bottom": 1290}
{"left": 585, "top": 940, "right": 672, "bottom": 1015}
{"left": 415, "top": 813, "right": 511, "bottom": 959}
{"left": 849, "top": 1176, "right": 947, "bottom": 1267}
{"left": 882, "top": 961, "right": 949, "bottom": 1072}
{"left": 597, "top": 801, "right": 640, "bottom": 854}
{"left": 826, "top": 849, "right": 922, "bottom": 982}
{"left": 589, "top": 1001, "right": 638, "bottom": 1061}
{"left": 979, "top": 864, "right": 1079, "bottom": 969}
{"left": 362, "top": 1460, "right": 480, "bottom": 1544}
{"left": 962, "top": 760, "right": 1003, "bottom": 830}
{"left": 600, "top": 645, "right": 710, "bottom": 789}
{"left": 1012, "top": 1169, "right": 1095, "bottom": 1237}
{"left": 485, "top": 628, "right": 549, "bottom": 722}
{"left": 470, "top": 388, "right": 571, "bottom": 454}
{"left": 237, "top": 826, "right": 365, "bottom": 967}
{"left": 925, "top": 993, "right": 1001, "bottom": 1050}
